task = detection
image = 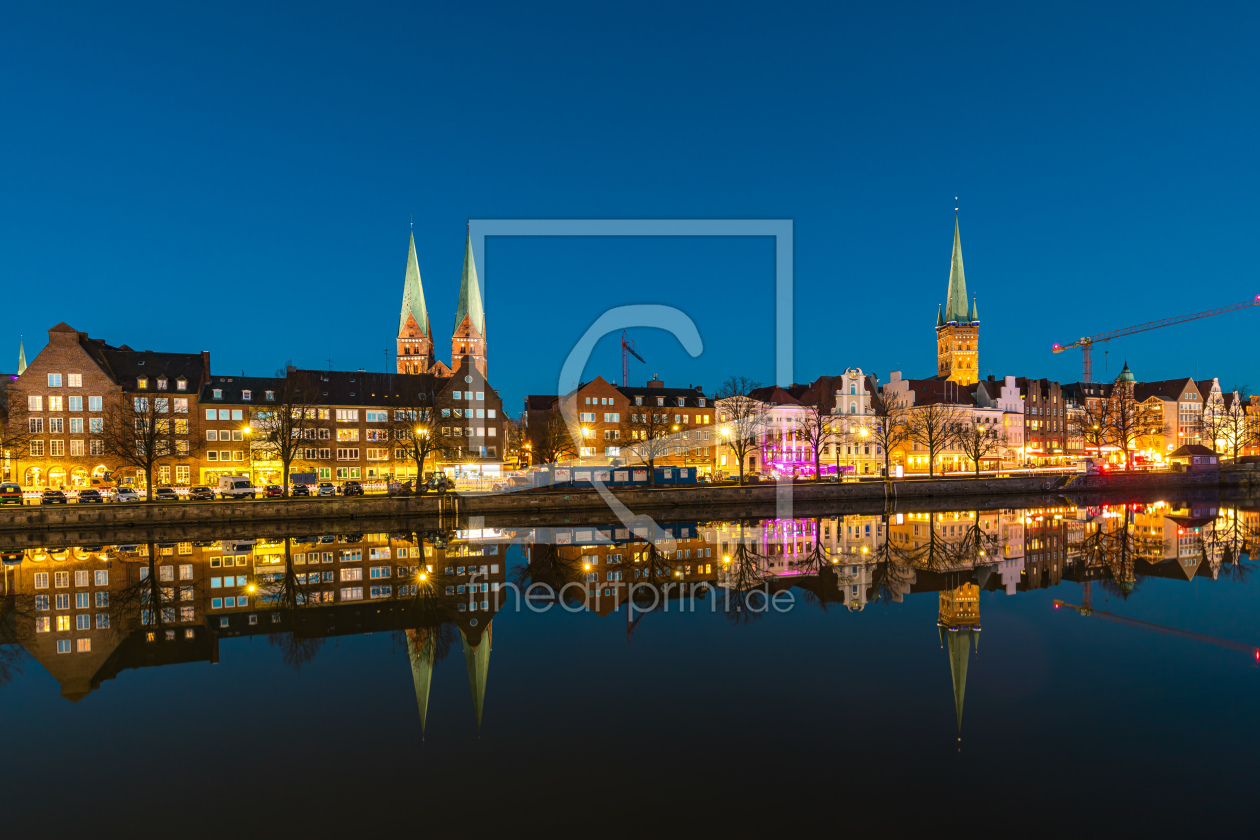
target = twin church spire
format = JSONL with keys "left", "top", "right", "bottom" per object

{"left": 396, "top": 229, "right": 487, "bottom": 378}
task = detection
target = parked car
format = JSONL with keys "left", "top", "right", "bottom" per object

{"left": 188, "top": 486, "right": 216, "bottom": 500}
{"left": 0, "top": 483, "right": 22, "bottom": 505}
{"left": 41, "top": 490, "right": 68, "bottom": 504}
{"left": 264, "top": 485, "right": 284, "bottom": 498}
{"left": 341, "top": 481, "right": 364, "bottom": 497}
{"left": 291, "top": 484, "right": 310, "bottom": 497}
{"left": 115, "top": 487, "right": 141, "bottom": 502}
{"left": 317, "top": 482, "right": 337, "bottom": 496}
{"left": 154, "top": 487, "right": 180, "bottom": 501}
{"left": 77, "top": 489, "right": 104, "bottom": 503}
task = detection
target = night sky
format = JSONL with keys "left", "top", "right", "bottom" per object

{"left": 4, "top": 0, "right": 1259, "bottom": 407}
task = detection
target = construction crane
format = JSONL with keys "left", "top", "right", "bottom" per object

{"left": 621, "top": 330, "right": 644, "bottom": 386}
{"left": 1054, "top": 599, "right": 1260, "bottom": 662}
{"left": 1052, "top": 295, "right": 1260, "bottom": 383}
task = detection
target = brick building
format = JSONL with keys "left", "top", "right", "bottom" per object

{"left": 617, "top": 378, "right": 715, "bottom": 474}
{"left": 7, "top": 323, "right": 210, "bottom": 489}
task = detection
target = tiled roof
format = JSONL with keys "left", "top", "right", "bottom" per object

{"left": 98, "top": 349, "right": 205, "bottom": 392}
{"left": 617, "top": 384, "right": 710, "bottom": 407}
{"left": 524, "top": 394, "right": 558, "bottom": 412}
{"left": 294, "top": 369, "right": 451, "bottom": 407}
{"left": 1133, "top": 378, "right": 1193, "bottom": 402}
{"left": 199, "top": 376, "right": 286, "bottom": 405}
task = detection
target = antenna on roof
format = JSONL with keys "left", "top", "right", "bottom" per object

{"left": 327, "top": 355, "right": 333, "bottom": 371}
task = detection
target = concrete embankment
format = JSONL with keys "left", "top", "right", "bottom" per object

{"left": 0, "top": 474, "right": 1069, "bottom": 537}
{"left": 0, "top": 471, "right": 1244, "bottom": 550}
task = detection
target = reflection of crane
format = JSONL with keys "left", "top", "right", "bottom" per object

{"left": 621, "top": 330, "right": 644, "bottom": 386}
{"left": 1054, "top": 599, "right": 1260, "bottom": 662}
{"left": 1052, "top": 295, "right": 1260, "bottom": 383}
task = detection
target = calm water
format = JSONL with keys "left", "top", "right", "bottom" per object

{"left": 3, "top": 494, "right": 1259, "bottom": 836}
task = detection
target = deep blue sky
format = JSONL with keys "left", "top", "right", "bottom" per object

{"left": 4, "top": 0, "right": 1259, "bottom": 408}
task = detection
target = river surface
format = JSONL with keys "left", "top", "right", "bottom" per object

{"left": 2, "top": 493, "right": 1258, "bottom": 836}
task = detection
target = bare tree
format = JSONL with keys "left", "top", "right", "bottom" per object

{"left": 906, "top": 401, "right": 965, "bottom": 477}
{"left": 98, "top": 393, "right": 201, "bottom": 500}
{"left": 503, "top": 414, "right": 526, "bottom": 468}
{"left": 620, "top": 405, "right": 675, "bottom": 486}
{"left": 1069, "top": 393, "right": 1114, "bottom": 464}
{"left": 868, "top": 390, "right": 910, "bottom": 480}
{"left": 1202, "top": 388, "right": 1256, "bottom": 461}
{"left": 1107, "top": 387, "right": 1165, "bottom": 470}
{"left": 794, "top": 401, "right": 831, "bottom": 481}
{"left": 714, "top": 375, "right": 766, "bottom": 485}
{"left": 528, "top": 408, "right": 577, "bottom": 466}
{"left": 250, "top": 372, "right": 323, "bottom": 497}
{"left": 388, "top": 383, "right": 450, "bottom": 494}
{"left": 955, "top": 418, "right": 1005, "bottom": 477}
{"left": 0, "top": 387, "right": 32, "bottom": 478}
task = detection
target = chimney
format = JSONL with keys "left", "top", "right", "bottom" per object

{"left": 200, "top": 351, "right": 211, "bottom": 387}
{"left": 647, "top": 376, "right": 664, "bottom": 389}
{"left": 286, "top": 365, "right": 296, "bottom": 374}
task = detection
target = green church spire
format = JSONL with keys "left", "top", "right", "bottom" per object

{"left": 461, "top": 621, "right": 492, "bottom": 731}
{"left": 970, "top": 296, "right": 979, "bottom": 322}
{"left": 454, "top": 232, "right": 486, "bottom": 336}
{"left": 398, "top": 231, "right": 430, "bottom": 337}
{"left": 940, "top": 626, "right": 977, "bottom": 733}
{"left": 406, "top": 629, "right": 436, "bottom": 737}
{"left": 17, "top": 336, "right": 26, "bottom": 375}
{"left": 944, "top": 217, "right": 971, "bottom": 323}
{"left": 936, "top": 304, "right": 945, "bottom": 328}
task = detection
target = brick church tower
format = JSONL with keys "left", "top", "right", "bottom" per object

{"left": 935, "top": 217, "right": 979, "bottom": 386}
{"left": 451, "top": 232, "right": 487, "bottom": 378}
{"left": 397, "top": 230, "right": 436, "bottom": 374}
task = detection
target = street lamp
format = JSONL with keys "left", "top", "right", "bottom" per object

{"left": 242, "top": 425, "right": 253, "bottom": 486}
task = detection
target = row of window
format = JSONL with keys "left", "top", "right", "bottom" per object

{"left": 27, "top": 395, "right": 106, "bottom": 413}
{"left": 30, "top": 417, "right": 104, "bottom": 434}
{"left": 35, "top": 591, "right": 110, "bottom": 610}
{"left": 36, "top": 615, "right": 108, "bottom": 632}
{"left": 209, "top": 388, "right": 273, "bottom": 402}
{"left": 34, "top": 570, "right": 109, "bottom": 588}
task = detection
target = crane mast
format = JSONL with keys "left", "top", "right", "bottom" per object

{"left": 621, "top": 330, "right": 644, "bottom": 386}
{"left": 1052, "top": 295, "right": 1260, "bottom": 382}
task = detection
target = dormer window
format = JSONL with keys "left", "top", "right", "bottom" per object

{"left": 137, "top": 377, "right": 148, "bottom": 390}
{"left": 176, "top": 378, "right": 187, "bottom": 392}
{"left": 157, "top": 377, "right": 168, "bottom": 391}
{"left": 213, "top": 389, "right": 223, "bottom": 400}
{"left": 677, "top": 397, "right": 685, "bottom": 407}
{"left": 635, "top": 396, "right": 642, "bottom": 406}
{"left": 698, "top": 399, "right": 706, "bottom": 407}
{"left": 242, "top": 390, "right": 252, "bottom": 401}
{"left": 265, "top": 390, "right": 275, "bottom": 401}
{"left": 657, "top": 397, "right": 665, "bottom": 407}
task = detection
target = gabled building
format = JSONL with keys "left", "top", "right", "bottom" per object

{"left": 8, "top": 323, "right": 210, "bottom": 489}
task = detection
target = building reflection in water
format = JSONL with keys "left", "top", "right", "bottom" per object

{"left": 0, "top": 497, "right": 1255, "bottom": 738}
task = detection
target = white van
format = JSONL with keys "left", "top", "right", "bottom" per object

{"left": 216, "top": 476, "right": 256, "bottom": 500}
